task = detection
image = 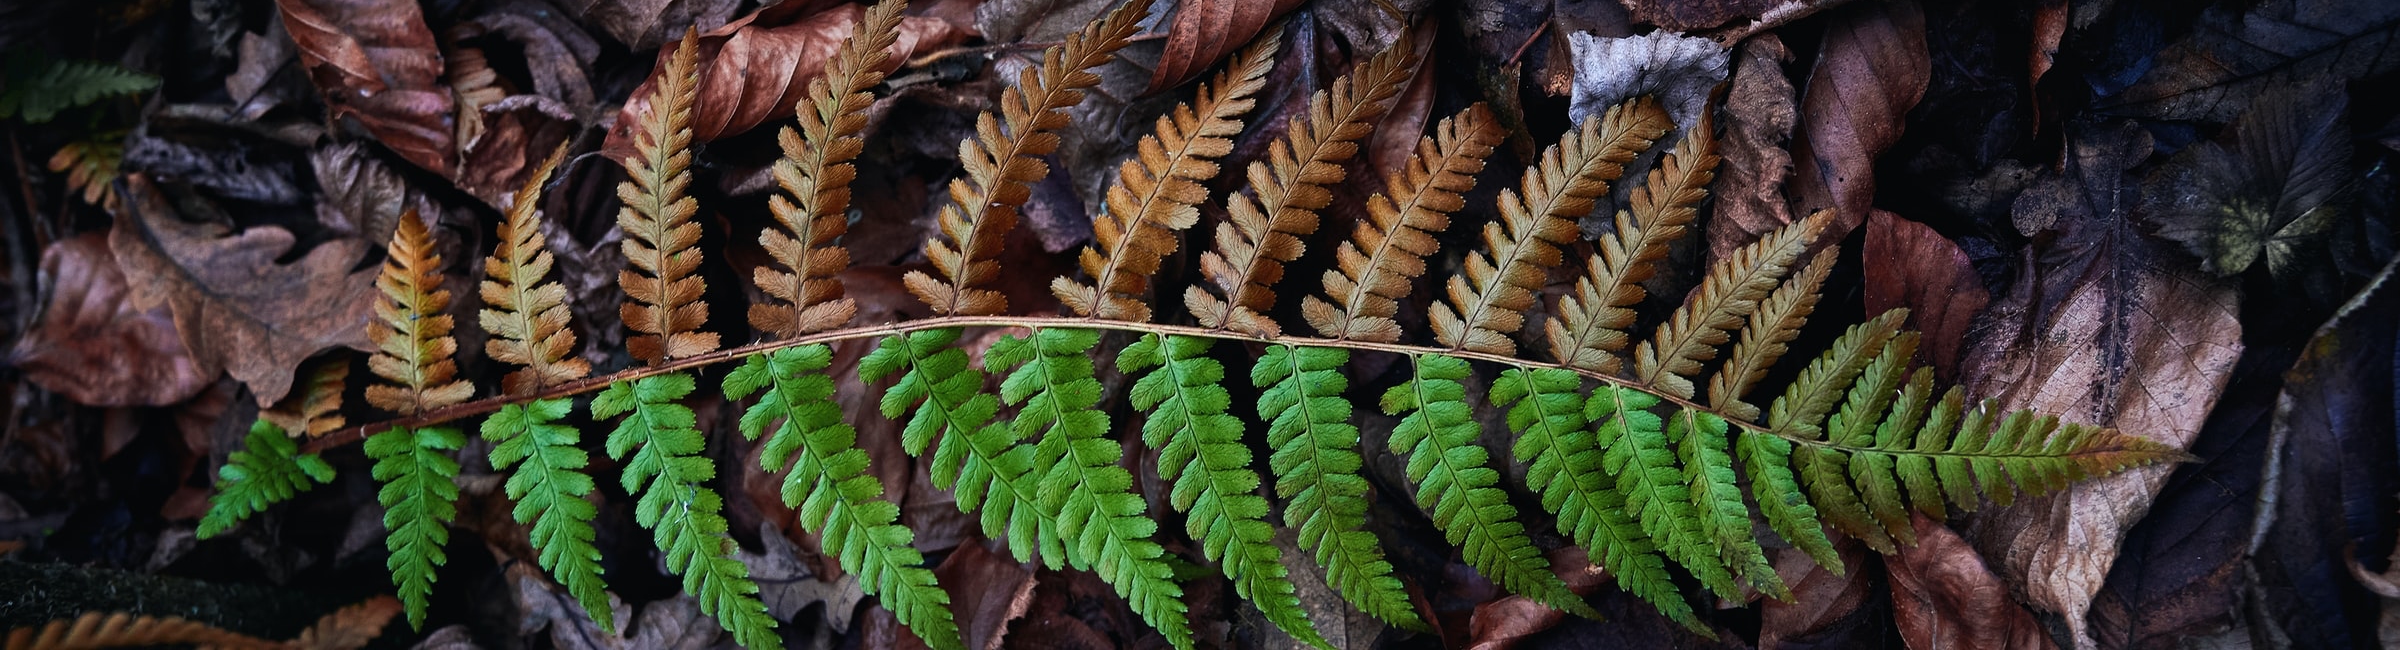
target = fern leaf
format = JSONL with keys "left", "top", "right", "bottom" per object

{"left": 1188, "top": 29, "right": 1423, "bottom": 336}
{"left": 261, "top": 358, "right": 349, "bottom": 439}
{"left": 367, "top": 425, "right": 463, "bottom": 630}
{"left": 1120, "top": 334, "right": 1326, "bottom": 648}
{"left": 726, "top": 346, "right": 962, "bottom": 650}
{"left": 617, "top": 29, "right": 718, "bottom": 365}
{"left": 483, "top": 398, "right": 611, "bottom": 632}
{"left": 1633, "top": 211, "right": 1825, "bottom": 399}
{"left": 361, "top": 210, "right": 473, "bottom": 629}
{"left": 3, "top": 611, "right": 278, "bottom": 650}
{"left": 1736, "top": 431, "right": 1839, "bottom": 571}
{"left": 481, "top": 145, "right": 591, "bottom": 395}
{"left": 1056, "top": 28, "right": 1278, "bottom": 322}
{"left": 989, "top": 328, "right": 1193, "bottom": 649}
{"left": 1585, "top": 386, "right": 1741, "bottom": 600}
{"left": 1434, "top": 98, "right": 1669, "bottom": 354}
{"left": 1488, "top": 368, "right": 1694, "bottom": 629}
{"left": 905, "top": 0, "right": 1151, "bottom": 316}
{"left": 1252, "top": 345, "right": 1426, "bottom": 630}
{"left": 1384, "top": 354, "right": 1595, "bottom": 617}
{"left": 0, "top": 54, "right": 157, "bottom": 123}
{"left": 198, "top": 420, "right": 336, "bottom": 539}
{"left": 1706, "top": 247, "right": 1836, "bottom": 421}
{"left": 592, "top": 374, "right": 781, "bottom": 650}
{"left": 752, "top": 0, "right": 909, "bottom": 337}
{"left": 47, "top": 134, "right": 125, "bottom": 211}
{"left": 860, "top": 329, "right": 1057, "bottom": 565}
{"left": 1303, "top": 103, "right": 1502, "bottom": 342}
{"left": 1545, "top": 114, "right": 1716, "bottom": 371}
{"left": 1673, "top": 408, "right": 1784, "bottom": 598}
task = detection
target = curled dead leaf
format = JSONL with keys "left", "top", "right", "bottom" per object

{"left": 1706, "top": 34, "right": 1797, "bottom": 262}
{"left": 1888, "top": 515, "right": 2055, "bottom": 650}
{"left": 1147, "top": 0, "right": 1301, "bottom": 92}
{"left": 1786, "top": 0, "right": 1927, "bottom": 237}
{"left": 275, "top": 0, "right": 455, "bottom": 177}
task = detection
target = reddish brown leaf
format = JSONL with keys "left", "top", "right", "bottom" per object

{"left": 1862, "top": 210, "right": 1988, "bottom": 379}
{"left": 1758, "top": 542, "right": 1873, "bottom": 649}
{"left": 1786, "top": 0, "right": 1927, "bottom": 237}
{"left": 910, "top": 541, "right": 1035, "bottom": 650}
{"left": 1889, "top": 515, "right": 2055, "bottom": 650}
{"left": 1706, "top": 33, "right": 1797, "bottom": 262}
{"left": 566, "top": 0, "right": 740, "bottom": 49}
{"left": 601, "top": 4, "right": 971, "bottom": 157}
{"left": 1147, "top": 0, "right": 1301, "bottom": 92}
{"left": 109, "top": 175, "right": 381, "bottom": 407}
{"left": 8, "top": 233, "right": 213, "bottom": 407}
{"left": 276, "top": 0, "right": 455, "bottom": 177}
{"left": 1465, "top": 549, "right": 1607, "bottom": 650}
{"left": 1366, "top": 21, "right": 1439, "bottom": 179}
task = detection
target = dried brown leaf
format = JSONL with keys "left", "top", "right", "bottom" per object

{"left": 110, "top": 175, "right": 380, "bottom": 407}
{"left": 1786, "top": 0, "right": 1927, "bottom": 237}
{"left": 1705, "top": 34, "right": 1796, "bottom": 263}
{"left": 365, "top": 211, "right": 473, "bottom": 415}
{"left": 9, "top": 233, "right": 212, "bottom": 407}
{"left": 616, "top": 30, "right": 719, "bottom": 365}
{"left": 1862, "top": 211, "right": 1988, "bottom": 380}
{"left": 2, "top": 611, "right": 277, "bottom": 650}
{"left": 1634, "top": 211, "right": 1821, "bottom": 400}
{"left": 566, "top": 0, "right": 738, "bottom": 49}
{"left": 1622, "top": 0, "right": 1780, "bottom": 31}
{"left": 1147, "top": 0, "right": 1301, "bottom": 92}
{"left": 1303, "top": 103, "right": 1500, "bottom": 341}
{"left": 1888, "top": 515, "right": 2055, "bottom": 650}
{"left": 275, "top": 0, "right": 455, "bottom": 176}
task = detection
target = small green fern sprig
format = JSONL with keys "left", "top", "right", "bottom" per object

{"left": 1121, "top": 335, "right": 1327, "bottom": 648}
{"left": 199, "top": 420, "right": 335, "bottom": 539}
{"left": 1253, "top": 345, "right": 1426, "bottom": 630}
{"left": 1385, "top": 354, "right": 1596, "bottom": 617}
{"left": 726, "top": 346, "right": 962, "bottom": 650}
{"left": 592, "top": 374, "right": 780, "bottom": 650}
{"left": 0, "top": 53, "right": 158, "bottom": 123}
{"left": 860, "top": 328, "right": 1059, "bottom": 566}
{"left": 990, "top": 328, "right": 1194, "bottom": 649}
{"left": 368, "top": 425, "right": 465, "bottom": 629}
{"left": 482, "top": 399, "right": 611, "bottom": 631}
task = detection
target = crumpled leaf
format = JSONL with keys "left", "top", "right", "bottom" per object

{"left": 1889, "top": 515, "right": 2054, "bottom": 650}
{"left": 9, "top": 233, "right": 212, "bottom": 407}
{"left": 601, "top": 4, "right": 970, "bottom": 157}
{"left": 1706, "top": 34, "right": 1797, "bottom": 262}
{"left": 108, "top": 175, "right": 380, "bottom": 407}
{"left": 739, "top": 522, "right": 867, "bottom": 629}
{"left": 1786, "top": 0, "right": 1927, "bottom": 237}
{"left": 1960, "top": 121, "right": 2244, "bottom": 650}
{"left": 565, "top": 0, "right": 738, "bottom": 49}
{"left": 1148, "top": 0, "right": 1300, "bottom": 91}
{"left": 310, "top": 142, "right": 434, "bottom": 245}
{"left": 275, "top": 0, "right": 455, "bottom": 177}
{"left": 1758, "top": 542, "right": 1876, "bottom": 649}
{"left": 510, "top": 563, "right": 721, "bottom": 650}
{"left": 121, "top": 128, "right": 306, "bottom": 206}
{"left": 1863, "top": 210, "right": 1989, "bottom": 379}
{"left": 1621, "top": 0, "right": 1780, "bottom": 31}
{"left": 2253, "top": 255, "right": 2399, "bottom": 647}
{"left": 1564, "top": 29, "right": 1728, "bottom": 134}
{"left": 2143, "top": 81, "right": 2351, "bottom": 284}
{"left": 2100, "top": 0, "right": 2400, "bottom": 123}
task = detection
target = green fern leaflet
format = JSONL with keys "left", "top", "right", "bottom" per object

{"left": 592, "top": 373, "right": 780, "bottom": 650}
{"left": 483, "top": 398, "right": 612, "bottom": 632}
{"left": 367, "top": 425, "right": 465, "bottom": 629}
{"left": 199, "top": 420, "right": 335, "bottom": 539}
{"left": 1253, "top": 345, "right": 1426, "bottom": 631}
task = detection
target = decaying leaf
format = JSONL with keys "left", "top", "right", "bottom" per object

{"left": 1863, "top": 211, "right": 1988, "bottom": 379}
{"left": 1786, "top": 0, "right": 1927, "bottom": 236}
{"left": 1888, "top": 515, "right": 2054, "bottom": 650}
{"left": 738, "top": 522, "right": 867, "bottom": 629}
{"left": 2143, "top": 82, "right": 2352, "bottom": 285}
{"left": 9, "top": 233, "right": 213, "bottom": 407}
{"left": 566, "top": 0, "right": 739, "bottom": 49}
{"left": 601, "top": 5, "right": 970, "bottom": 156}
{"left": 1706, "top": 34, "right": 1797, "bottom": 262}
{"left": 275, "top": 0, "right": 455, "bottom": 177}
{"left": 1758, "top": 541, "right": 1875, "bottom": 649}
{"left": 2102, "top": 0, "right": 2400, "bottom": 123}
{"left": 1148, "top": 0, "right": 1301, "bottom": 91}
{"left": 1961, "top": 121, "right": 2243, "bottom": 650}
{"left": 511, "top": 564, "right": 721, "bottom": 650}
{"left": 109, "top": 175, "right": 380, "bottom": 407}
{"left": 1564, "top": 29, "right": 1728, "bottom": 136}
{"left": 924, "top": 541, "right": 1035, "bottom": 650}
{"left": 1621, "top": 0, "right": 1780, "bottom": 31}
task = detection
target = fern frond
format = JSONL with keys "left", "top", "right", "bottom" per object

{"left": 1673, "top": 408, "right": 1783, "bottom": 598}
{"left": 726, "top": 346, "right": 962, "bottom": 650}
{"left": 1585, "top": 386, "right": 1740, "bottom": 601}
{"left": 905, "top": 0, "right": 1152, "bottom": 316}
{"left": 752, "top": 0, "right": 909, "bottom": 337}
{"left": 1303, "top": 104, "right": 1502, "bottom": 342}
{"left": 198, "top": 420, "right": 335, "bottom": 539}
{"left": 617, "top": 29, "right": 718, "bottom": 365}
{"left": 1384, "top": 354, "right": 1594, "bottom": 617}
{"left": 262, "top": 358, "right": 348, "bottom": 439}
{"left": 366, "top": 212, "right": 475, "bottom": 416}
{"left": 1707, "top": 247, "right": 1835, "bottom": 421}
{"left": 1434, "top": 97, "right": 1670, "bottom": 354}
{"left": 989, "top": 328, "right": 1193, "bottom": 648}
{"left": 1121, "top": 334, "right": 1325, "bottom": 648}
{"left": 592, "top": 374, "right": 780, "bottom": 650}
{"left": 0, "top": 54, "right": 157, "bottom": 123}
{"left": 1735, "top": 431, "right": 1838, "bottom": 570}
{"left": 1057, "top": 28, "right": 1279, "bottom": 322}
{"left": 859, "top": 329, "right": 1056, "bottom": 564}
{"left": 367, "top": 425, "right": 464, "bottom": 629}
{"left": 3, "top": 611, "right": 276, "bottom": 650}
{"left": 1545, "top": 114, "right": 1716, "bottom": 371}
{"left": 1252, "top": 345, "right": 1425, "bottom": 630}
{"left": 1188, "top": 29, "right": 1423, "bottom": 337}
{"left": 47, "top": 134, "right": 124, "bottom": 211}
{"left": 362, "top": 211, "right": 472, "bottom": 629}
{"left": 1488, "top": 369, "right": 1694, "bottom": 629}
{"left": 1633, "top": 212, "right": 1826, "bottom": 400}
{"left": 482, "top": 145, "right": 591, "bottom": 395}
{"left": 483, "top": 398, "right": 611, "bottom": 632}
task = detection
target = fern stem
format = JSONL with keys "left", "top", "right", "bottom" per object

{"left": 313, "top": 316, "right": 1858, "bottom": 453}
